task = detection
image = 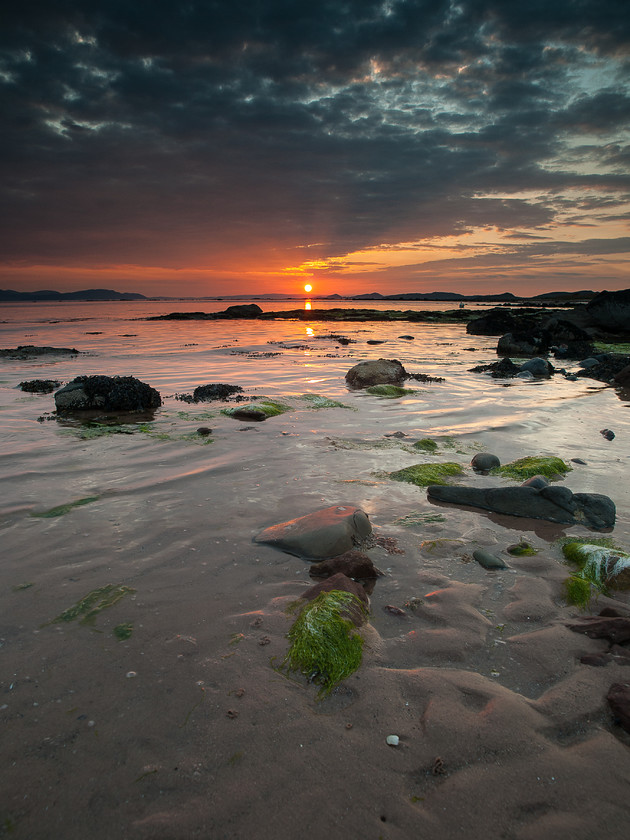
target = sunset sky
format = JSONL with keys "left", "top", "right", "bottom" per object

{"left": 2, "top": 1, "right": 629, "bottom": 298}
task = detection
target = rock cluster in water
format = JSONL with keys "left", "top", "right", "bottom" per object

{"left": 54, "top": 375, "right": 162, "bottom": 413}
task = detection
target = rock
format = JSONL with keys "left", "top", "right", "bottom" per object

{"left": 196, "top": 427, "right": 212, "bottom": 436}
{"left": 521, "top": 475, "right": 549, "bottom": 489}
{"left": 222, "top": 400, "right": 289, "bottom": 421}
{"left": 345, "top": 358, "right": 408, "bottom": 389}
{"left": 562, "top": 543, "right": 630, "bottom": 590}
{"left": 607, "top": 684, "right": 630, "bottom": 733}
{"left": 469, "top": 357, "right": 521, "bottom": 377}
{"left": 566, "top": 612, "right": 630, "bottom": 644}
{"left": 192, "top": 383, "right": 244, "bottom": 401}
{"left": 309, "top": 550, "right": 383, "bottom": 580}
{"left": 586, "top": 288, "right": 630, "bottom": 334}
{"left": 519, "top": 357, "right": 553, "bottom": 377}
{"left": 600, "top": 428, "right": 615, "bottom": 441}
{"left": 466, "top": 310, "right": 521, "bottom": 335}
{"left": 497, "top": 332, "right": 547, "bottom": 357}
{"left": 19, "top": 379, "right": 62, "bottom": 393}
{"left": 472, "top": 549, "right": 508, "bottom": 570}
{"left": 578, "top": 357, "right": 600, "bottom": 369}
{"left": 398, "top": 335, "right": 415, "bottom": 340}
{"left": 254, "top": 505, "right": 372, "bottom": 559}
{"left": 0, "top": 345, "right": 80, "bottom": 359}
{"left": 471, "top": 453, "right": 500, "bottom": 472}
{"left": 614, "top": 365, "right": 630, "bottom": 387}
{"left": 426, "top": 484, "right": 615, "bottom": 529}
{"left": 366, "top": 384, "right": 413, "bottom": 397}
{"left": 299, "top": 572, "right": 370, "bottom": 622}
{"left": 219, "top": 303, "right": 263, "bottom": 318}
{"left": 54, "top": 375, "right": 161, "bottom": 413}
{"left": 386, "top": 735, "right": 400, "bottom": 746}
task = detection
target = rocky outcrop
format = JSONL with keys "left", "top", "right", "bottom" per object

{"left": 0, "top": 345, "right": 80, "bottom": 359}
{"left": 309, "top": 550, "right": 383, "bottom": 581}
{"left": 586, "top": 289, "right": 630, "bottom": 335}
{"left": 254, "top": 505, "right": 372, "bottom": 559}
{"left": 345, "top": 358, "right": 408, "bottom": 389}
{"left": 426, "top": 483, "right": 615, "bottom": 529}
{"left": 54, "top": 375, "right": 162, "bottom": 413}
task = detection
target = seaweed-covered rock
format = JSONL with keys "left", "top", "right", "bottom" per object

{"left": 192, "top": 383, "right": 244, "bottom": 401}
{"left": 218, "top": 304, "right": 263, "bottom": 318}
{"left": 0, "top": 345, "right": 80, "bottom": 359}
{"left": 426, "top": 484, "right": 615, "bottom": 529}
{"left": 54, "top": 375, "right": 161, "bottom": 413}
{"left": 493, "top": 455, "right": 571, "bottom": 481}
{"left": 562, "top": 542, "right": 630, "bottom": 590}
{"left": 365, "top": 384, "right": 414, "bottom": 397}
{"left": 389, "top": 462, "right": 464, "bottom": 487}
{"left": 254, "top": 505, "right": 372, "bottom": 559}
{"left": 345, "top": 358, "right": 408, "bottom": 389}
{"left": 222, "top": 399, "right": 289, "bottom": 421}
{"left": 19, "top": 379, "right": 62, "bottom": 393}
{"left": 282, "top": 584, "right": 368, "bottom": 696}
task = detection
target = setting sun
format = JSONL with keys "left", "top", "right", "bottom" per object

{"left": 304, "top": 284, "right": 312, "bottom": 293}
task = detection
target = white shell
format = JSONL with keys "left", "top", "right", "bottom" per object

{"left": 386, "top": 735, "right": 400, "bottom": 746}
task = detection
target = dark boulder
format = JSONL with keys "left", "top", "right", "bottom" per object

{"left": 426, "top": 483, "right": 615, "bottom": 529}
{"left": 614, "top": 365, "right": 630, "bottom": 388}
{"left": 309, "top": 550, "right": 383, "bottom": 580}
{"left": 519, "top": 358, "right": 554, "bottom": 377}
{"left": 218, "top": 303, "right": 263, "bottom": 318}
{"left": 466, "top": 311, "right": 521, "bottom": 335}
{"left": 586, "top": 289, "right": 630, "bottom": 334}
{"left": 469, "top": 358, "right": 520, "bottom": 377}
{"left": 345, "top": 358, "right": 408, "bottom": 389}
{"left": 54, "top": 375, "right": 161, "bottom": 413}
{"left": 254, "top": 505, "right": 372, "bottom": 559}
{"left": 471, "top": 453, "right": 500, "bottom": 472}
{"left": 192, "top": 383, "right": 244, "bottom": 401}
{"left": 497, "top": 332, "right": 547, "bottom": 357}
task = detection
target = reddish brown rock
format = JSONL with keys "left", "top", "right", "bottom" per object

{"left": 299, "top": 572, "right": 369, "bottom": 625}
{"left": 607, "top": 683, "right": 630, "bottom": 733}
{"left": 309, "top": 550, "right": 383, "bottom": 580}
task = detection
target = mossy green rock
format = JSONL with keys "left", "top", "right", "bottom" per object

{"left": 493, "top": 456, "right": 571, "bottom": 481}
{"left": 365, "top": 384, "right": 414, "bottom": 398}
{"left": 389, "top": 462, "right": 463, "bottom": 487}
{"left": 562, "top": 542, "right": 630, "bottom": 590}
{"left": 413, "top": 438, "right": 438, "bottom": 453}
{"left": 283, "top": 589, "right": 366, "bottom": 696}
{"left": 507, "top": 540, "right": 538, "bottom": 556}
{"left": 222, "top": 400, "right": 290, "bottom": 420}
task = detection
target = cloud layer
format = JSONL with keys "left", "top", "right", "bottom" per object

{"left": 2, "top": 1, "right": 629, "bottom": 294}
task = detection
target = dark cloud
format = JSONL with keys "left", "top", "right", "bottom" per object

{"left": 1, "top": 1, "right": 629, "bottom": 291}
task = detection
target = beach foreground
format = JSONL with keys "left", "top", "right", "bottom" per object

{"left": 1, "top": 301, "right": 629, "bottom": 839}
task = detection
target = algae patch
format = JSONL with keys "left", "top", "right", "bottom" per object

{"left": 493, "top": 455, "right": 571, "bottom": 481}
{"left": 299, "top": 393, "right": 354, "bottom": 410}
{"left": 389, "top": 462, "right": 463, "bottom": 487}
{"left": 365, "top": 384, "right": 415, "bottom": 398}
{"left": 31, "top": 496, "right": 99, "bottom": 518}
{"left": 113, "top": 622, "right": 134, "bottom": 641}
{"left": 393, "top": 511, "right": 447, "bottom": 526}
{"left": 221, "top": 399, "right": 290, "bottom": 419}
{"left": 282, "top": 590, "right": 366, "bottom": 697}
{"left": 412, "top": 438, "right": 438, "bottom": 453}
{"left": 45, "top": 584, "right": 135, "bottom": 627}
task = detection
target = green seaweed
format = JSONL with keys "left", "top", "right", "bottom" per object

{"left": 365, "top": 384, "right": 415, "bottom": 398}
{"left": 113, "top": 622, "right": 133, "bottom": 640}
{"left": 389, "top": 462, "right": 463, "bottom": 487}
{"left": 221, "top": 399, "right": 290, "bottom": 418}
{"left": 594, "top": 341, "right": 630, "bottom": 354}
{"left": 31, "top": 496, "right": 99, "bottom": 518}
{"left": 507, "top": 541, "right": 538, "bottom": 557}
{"left": 493, "top": 455, "right": 571, "bottom": 481}
{"left": 46, "top": 584, "right": 135, "bottom": 627}
{"left": 282, "top": 590, "right": 366, "bottom": 697}
{"left": 299, "top": 393, "right": 354, "bottom": 410}
{"left": 412, "top": 438, "right": 438, "bottom": 453}
{"left": 564, "top": 575, "right": 596, "bottom": 609}
{"left": 392, "top": 511, "right": 446, "bottom": 526}
{"left": 12, "top": 582, "right": 34, "bottom": 592}
{"left": 176, "top": 411, "right": 215, "bottom": 421}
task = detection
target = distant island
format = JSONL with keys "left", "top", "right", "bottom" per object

{"left": 0, "top": 288, "right": 147, "bottom": 302}
{"left": 0, "top": 288, "right": 597, "bottom": 303}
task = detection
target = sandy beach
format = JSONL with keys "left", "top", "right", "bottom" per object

{"left": 1, "top": 300, "right": 630, "bottom": 839}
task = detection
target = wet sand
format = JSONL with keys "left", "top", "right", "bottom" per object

{"left": 1, "top": 302, "right": 630, "bottom": 838}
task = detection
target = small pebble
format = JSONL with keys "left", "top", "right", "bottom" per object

{"left": 384, "top": 605, "right": 406, "bottom": 617}
{"left": 600, "top": 428, "right": 615, "bottom": 440}
{"left": 126, "top": 671, "right": 137, "bottom": 678}
{"left": 386, "top": 735, "right": 400, "bottom": 746}
{"left": 197, "top": 427, "right": 212, "bottom": 436}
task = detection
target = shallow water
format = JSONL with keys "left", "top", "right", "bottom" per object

{"left": 1, "top": 300, "right": 630, "bottom": 838}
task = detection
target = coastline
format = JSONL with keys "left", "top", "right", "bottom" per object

{"left": 1, "top": 301, "right": 629, "bottom": 839}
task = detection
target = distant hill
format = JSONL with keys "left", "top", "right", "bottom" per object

{"left": 0, "top": 288, "right": 147, "bottom": 301}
